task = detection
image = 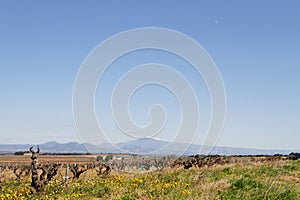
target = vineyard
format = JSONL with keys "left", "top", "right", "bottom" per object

{"left": 1, "top": 154, "right": 300, "bottom": 199}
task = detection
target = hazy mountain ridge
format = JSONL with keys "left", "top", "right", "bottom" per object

{"left": 0, "top": 138, "right": 297, "bottom": 155}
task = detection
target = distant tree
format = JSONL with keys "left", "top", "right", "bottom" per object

{"left": 96, "top": 155, "right": 103, "bottom": 161}
{"left": 289, "top": 152, "right": 300, "bottom": 160}
{"left": 105, "top": 155, "right": 113, "bottom": 162}
{"left": 14, "top": 151, "right": 25, "bottom": 155}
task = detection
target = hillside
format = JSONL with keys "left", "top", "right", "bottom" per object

{"left": 0, "top": 138, "right": 297, "bottom": 156}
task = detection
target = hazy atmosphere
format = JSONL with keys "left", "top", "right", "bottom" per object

{"left": 0, "top": 1, "right": 299, "bottom": 150}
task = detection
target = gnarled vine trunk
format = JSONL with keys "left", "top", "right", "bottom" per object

{"left": 30, "top": 146, "right": 42, "bottom": 194}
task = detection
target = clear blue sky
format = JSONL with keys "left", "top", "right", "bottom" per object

{"left": 0, "top": 1, "right": 299, "bottom": 150}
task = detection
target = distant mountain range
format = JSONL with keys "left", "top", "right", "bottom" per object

{"left": 0, "top": 138, "right": 297, "bottom": 156}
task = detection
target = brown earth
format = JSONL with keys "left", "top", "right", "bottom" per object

{"left": 0, "top": 154, "right": 96, "bottom": 164}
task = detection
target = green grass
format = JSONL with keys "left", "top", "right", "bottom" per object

{"left": 1, "top": 160, "right": 300, "bottom": 199}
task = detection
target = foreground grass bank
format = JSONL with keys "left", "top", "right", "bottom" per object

{"left": 1, "top": 160, "right": 300, "bottom": 200}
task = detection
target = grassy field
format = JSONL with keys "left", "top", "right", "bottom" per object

{"left": 1, "top": 159, "right": 300, "bottom": 200}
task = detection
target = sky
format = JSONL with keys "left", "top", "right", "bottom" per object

{"left": 0, "top": 1, "right": 299, "bottom": 150}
